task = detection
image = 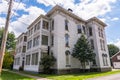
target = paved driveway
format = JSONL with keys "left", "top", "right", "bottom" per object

{"left": 89, "top": 73, "right": 120, "bottom": 80}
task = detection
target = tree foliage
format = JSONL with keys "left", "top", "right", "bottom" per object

{"left": 40, "top": 55, "right": 56, "bottom": 74}
{"left": 3, "top": 51, "right": 14, "bottom": 69}
{"left": 108, "top": 44, "right": 119, "bottom": 57}
{"left": 72, "top": 34, "right": 95, "bottom": 70}
{"left": 0, "top": 27, "right": 16, "bottom": 50}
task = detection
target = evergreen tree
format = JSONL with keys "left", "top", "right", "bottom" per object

{"left": 72, "top": 34, "right": 95, "bottom": 70}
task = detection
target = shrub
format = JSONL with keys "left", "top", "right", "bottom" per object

{"left": 40, "top": 55, "right": 56, "bottom": 74}
{"left": 3, "top": 52, "right": 14, "bottom": 69}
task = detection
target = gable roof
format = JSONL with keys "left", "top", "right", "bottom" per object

{"left": 111, "top": 51, "right": 120, "bottom": 59}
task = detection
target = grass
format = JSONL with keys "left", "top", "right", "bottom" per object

{"left": 0, "top": 71, "right": 35, "bottom": 80}
{"left": 20, "top": 70, "right": 120, "bottom": 80}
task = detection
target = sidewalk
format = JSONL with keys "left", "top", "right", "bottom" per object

{"left": 88, "top": 73, "right": 120, "bottom": 80}
{"left": 4, "top": 69, "right": 51, "bottom": 80}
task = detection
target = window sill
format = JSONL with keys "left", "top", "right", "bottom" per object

{"left": 66, "top": 65, "right": 71, "bottom": 67}
{"left": 65, "top": 46, "right": 70, "bottom": 48}
{"left": 92, "top": 64, "right": 97, "bottom": 66}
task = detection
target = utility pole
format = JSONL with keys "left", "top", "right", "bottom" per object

{"left": 0, "top": 0, "right": 13, "bottom": 75}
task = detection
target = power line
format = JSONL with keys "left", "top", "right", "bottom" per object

{"left": 17, "top": 19, "right": 29, "bottom": 25}
{"left": 10, "top": 0, "right": 22, "bottom": 19}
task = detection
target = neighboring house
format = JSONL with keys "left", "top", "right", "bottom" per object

{"left": 13, "top": 33, "right": 27, "bottom": 70}
{"left": 111, "top": 51, "right": 120, "bottom": 69}
{"left": 13, "top": 5, "right": 111, "bottom": 74}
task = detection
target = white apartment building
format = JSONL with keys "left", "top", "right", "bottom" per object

{"left": 13, "top": 5, "right": 111, "bottom": 74}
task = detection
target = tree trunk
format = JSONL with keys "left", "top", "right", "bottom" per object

{"left": 81, "top": 61, "right": 86, "bottom": 72}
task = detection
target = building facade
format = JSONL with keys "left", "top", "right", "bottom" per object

{"left": 13, "top": 33, "right": 27, "bottom": 70}
{"left": 13, "top": 5, "right": 111, "bottom": 74}
{"left": 111, "top": 51, "right": 120, "bottom": 69}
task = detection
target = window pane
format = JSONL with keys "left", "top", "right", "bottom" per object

{"left": 105, "top": 56, "right": 108, "bottom": 66}
{"left": 37, "top": 21, "right": 40, "bottom": 30}
{"left": 77, "top": 25, "right": 82, "bottom": 33}
{"left": 52, "top": 20, "right": 54, "bottom": 30}
{"left": 98, "top": 28, "right": 101, "bottom": 37}
{"left": 103, "top": 40, "right": 106, "bottom": 51}
{"left": 65, "top": 34, "right": 69, "bottom": 47}
{"left": 89, "top": 27, "right": 92, "bottom": 36}
{"left": 30, "top": 40, "right": 32, "bottom": 48}
{"left": 66, "top": 54, "right": 69, "bottom": 65}
{"left": 65, "top": 50, "right": 70, "bottom": 65}
{"left": 26, "top": 55, "right": 31, "bottom": 65}
{"left": 82, "top": 25, "right": 86, "bottom": 34}
{"left": 32, "top": 54, "right": 35, "bottom": 65}
{"left": 100, "top": 39, "right": 103, "bottom": 50}
{"left": 43, "top": 20, "right": 49, "bottom": 30}
{"left": 34, "top": 24, "right": 37, "bottom": 32}
{"left": 24, "top": 36, "right": 27, "bottom": 42}
{"left": 51, "top": 35, "right": 54, "bottom": 46}
{"left": 90, "top": 39, "right": 94, "bottom": 49}
{"left": 65, "top": 20, "right": 68, "bottom": 31}
{"left": 22, "top": 46, "right": 26, "bottom": 53}
{"left": 33, "top": 38, "right": 36, "bottom": 47}
{"left": 35, "top": 53, "right": 38, "bottom": 65}
{"left": 33, "top": 36, "right": 39, "bottom": 47}
{"left": 42, "top": 35, "right": 48, "bottom": 45}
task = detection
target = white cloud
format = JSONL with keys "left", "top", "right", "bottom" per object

{"left": 0, "top": 1, "right": 8, "bottom": 14}
{"left": 0, "top": 0, "right": 46, "bottom": 37}
{"left": 10, "top": 6, "right": 46, "bottom": 37}
{"left": 0, "top": 0, "right": 118, "bottom": 37}
{"left": 13, "top": 1, "right": 26, "bottom": 10}
{"left": 25, "top": 6, "right": 46, "bottom": 15}
{"left": 0, "top": 17, "right": 6, "bottom": 27}
{"left": 37, "top": 0, "right": 74, "bottom": 7}
{"left": 111, "top": 17, "right": 119, "bottom": 21}
{"left": 0, "top": 0, "right": 26, "bottom": 15}
{"left": 99, "top": 18, "right": 106, "bottom": 23}
{"left": 37, "top": 0, "right": 117, "bottom": 19}
{"left": 108, "top": 39, "right": 120, "bottom": 48}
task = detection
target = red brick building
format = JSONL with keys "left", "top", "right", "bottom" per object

{"left": 111, "top": 51, "right": 120, "bottom": 69}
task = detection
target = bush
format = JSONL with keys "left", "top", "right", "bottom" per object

{"left": 40, "top": 55, "right": 56, "bottom": 74}
{"left": 3, "top": 52, "right": 14, "bottom": 69}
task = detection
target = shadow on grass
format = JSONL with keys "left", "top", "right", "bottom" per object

{"left": 0, "top": 71, "right": 34, "bottom": 80}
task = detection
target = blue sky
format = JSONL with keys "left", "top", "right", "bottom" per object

{"left": 0, "top": 0, "right": 120, "bottom": 47}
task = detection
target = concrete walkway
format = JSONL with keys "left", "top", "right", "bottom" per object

{"left": 4, "top": 69, "right": 51, "bottom": 80}
{"left": 88, "top": 73, "right": 120, "bottom": 80}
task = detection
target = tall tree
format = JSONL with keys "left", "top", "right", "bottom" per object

{"left": 72, "top": 34, "right": 95, "bottom": 70}
{"left": 108, "top": 44, "right": 119, "bottom": 57}
{"left": 0, "top": 27, "right": 16, "bottom": 50}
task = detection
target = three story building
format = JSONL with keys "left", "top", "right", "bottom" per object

{"left": 13, "top": 5, "right": 111, "bottom": 74}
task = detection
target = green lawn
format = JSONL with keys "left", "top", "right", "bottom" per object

{"left": 0, "top": 71, "right": 35, "bottom": 80}
{"left": 21, "top": 70, "right": 120, "bottom": 80}
{"left": 3, "top": 70, "right": 120, "bottom": 80}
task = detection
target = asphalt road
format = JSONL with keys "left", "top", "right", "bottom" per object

{"left": 88, "top": 73, "right": 120, "bottom": 80}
